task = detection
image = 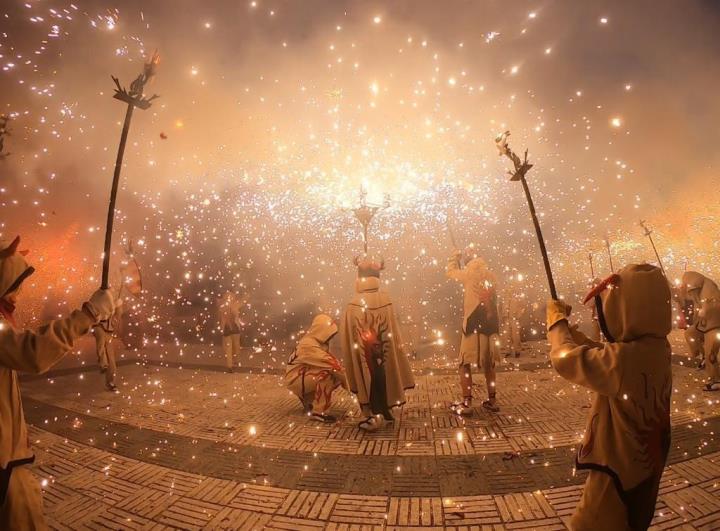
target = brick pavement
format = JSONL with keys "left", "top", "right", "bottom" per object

{"left": 20, "top": 333, "right": 720, "bottom": 529}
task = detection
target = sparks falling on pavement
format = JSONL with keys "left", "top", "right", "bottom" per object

{"left": 1, "top": 1, "right": 720, "bottom": 528}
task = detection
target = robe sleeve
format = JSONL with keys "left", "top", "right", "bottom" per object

{"left": 446, "top": 254, "right": 465, "bottom": 282}
{"left": 548, "top": 321, "right": 623, "bottom": 397}
{"left": 0, "top": 310, "right": 94, "bottom": 375}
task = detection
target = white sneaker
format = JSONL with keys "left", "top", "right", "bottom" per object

{"left": 358, "top": 414, "right": 385, "bottom": 431}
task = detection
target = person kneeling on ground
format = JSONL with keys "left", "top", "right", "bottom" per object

{"left": 0, "top": 236, "right": 115, "bottom": 529}
{"left": 546, "top": 264, "right": 671, "bottom": 531}
{"left": 285, "top": 314, "right": 348, "bottom": 423}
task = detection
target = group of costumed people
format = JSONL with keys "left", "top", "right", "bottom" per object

{"left": 282, "top": 245, "right": 720, "bottom": 530}
{"left": 1, "top": 230, "right": 719, "bottom": 529}
{"left": 284, "top": 256, "right": 414, "bottom": 430}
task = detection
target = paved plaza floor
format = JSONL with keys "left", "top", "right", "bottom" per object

{"left": 21, "top": 333, "right": 720, "bottom": 529}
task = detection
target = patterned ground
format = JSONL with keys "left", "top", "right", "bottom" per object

{"left": 21, "top": 334, "right": 720, "bottom": 529}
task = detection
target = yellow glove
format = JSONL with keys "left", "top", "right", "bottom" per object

{"left": 546, "top": 299, "right": 572, "bottom": 331}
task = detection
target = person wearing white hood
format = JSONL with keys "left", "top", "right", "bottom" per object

{"left": 447, "top": 247, "right": 501, "bottom": 414}
{"left": 0, "top": 236, "right": 114, "bottom": 529}
{"left": 285, "top": 314, "right": 348, "bottom": 423}
{"left": 681, "top": 271, "right": 720, "bottom": 391}
{"left": 546, "top": 264, "right": 672, "bottom": 530}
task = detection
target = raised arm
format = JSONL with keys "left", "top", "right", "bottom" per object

{"left": 546, "top": 300, "right": 623, "bottom": 397}
{"left": 0, "top": 310, "right": 94, "bottom": 374}
{"left": 446, "top": 250, "right": 465, "bottom": 282}
{"left": 0, "top": 289, "right": 113, "bottom": 375}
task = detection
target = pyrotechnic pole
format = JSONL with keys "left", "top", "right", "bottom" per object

{"left": 351, "top": 186, "right": 390, "bottom": 254}
{"left": 604, "top": 237, "right": 615, "bottom": 273}
{"left": 588, "top": 253, "right": 595, "bottom": 279}
{"left": 101, "top": 52, "right": 159, "bottom": 290}
{"left": 639, "top": 220, "right": 665, "bottom": 276}
{"left": 495, "top": 131, "right": 557, "bottom": 299}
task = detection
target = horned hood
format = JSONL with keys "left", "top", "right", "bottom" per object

{"left": 601, "top": 263, "right": 671, "bottom": 342}
{"left": 681, "top": 271, "right": 719, "bottom": 301}
{"left": 304, "top": 314, "right": 338, "bottom": 344}
{"left": 0, "top": 237, "right": 34, "bottom": 298}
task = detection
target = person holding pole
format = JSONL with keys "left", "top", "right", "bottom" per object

{"left": 496, "top": 132, "right": 671, "bottom": 529}
{"left": 340, "top": 256, "right": 415, "bottom": 431}
{"left": 546, "top": 265, "right": 672, "bottom": 530}
{"left": 447, "top": 246, "right": 501, "bottom": 414}
{"left": 0, "top": 236, "right": 114, "bottom": 528}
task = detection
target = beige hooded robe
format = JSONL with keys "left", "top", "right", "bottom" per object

{"left": 0, "top": 239, "right": 95, "bottom": 529}
{"left": 681, "top": 271, "right": 720, "bottom": 332}
{"left": 548, "top": 264, "right": 672, "bottom": 530}
{"left": 285, "top": 314, "right": 349, "bottom": 395}
{"left": 446, "top": 254, "right": 500, "bottom": 336}
{"left": 681, "top": 271, "right": 720, "bottom": 382}
{"left": 340, "top": 277, "right": 415, "bottom": 412}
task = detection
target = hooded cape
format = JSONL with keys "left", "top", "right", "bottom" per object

{"left": 447, "top": 255, "right": 499, "bottom": 335}
{"left": 682, "top": 271, "right": 720, "bottom": 332}
{"left": 340, "top": 277, "right": 415, "bottom": 409}
{"left": 0, "top": 238, "right": 94, "bottom": 468}
{"left": 285, "top": 314, "right": 348, "bottom": 389}
{"left": 549, "top": 264, "right": 672, "bottom": 530}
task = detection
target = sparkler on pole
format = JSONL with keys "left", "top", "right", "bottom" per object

{"left": 639, "top": 220, "right": 665, "bottom": 276}
{"left": 588, "top": 253, "right": 595, "bottom": 279}
{"left": 351, "top": 186, "right": 390, "bottom": 254}
{"left": 101, "top": 52, "right": 160, "bottom": 290}
{"left": 495, "top": 131, "right": 558, "bottom": 299}
{"left": 604, "top": 237, "right": 615, "bottom": 273}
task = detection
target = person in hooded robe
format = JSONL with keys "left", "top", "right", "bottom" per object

{"left": 546, "top": 264, "right": 672, "bottom": 530}
{"left": 447, "top": 247, "right": 501, "bottom": 414}
{"left": 285, "top": 314, "right": 348, "bottom": 423}
{"left": 218, "top": 290, "right": 243, "bottom": 373}
{"left": 340, "top": 256, "right": 415, "bottom": 432}
{"left": 0, "top": 236, "right": 114, "bottom": 528}
{"left": 681, "top": 271, "right": 720, "bottom": 391}
{"left": 92, "top": 298, "right": 123, "bottom": 391}
{"left": 502, "top": 275, "right": 527, "bottom": 359}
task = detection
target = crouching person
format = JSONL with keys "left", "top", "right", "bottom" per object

{"left": 546, "top": 264, "right": 672, "bottom": 531}
{"left": 0, "top": 236, "right": 114, "bottom": 529}
{"left": 285, "top": 314, "right": 348, "bottom": 423}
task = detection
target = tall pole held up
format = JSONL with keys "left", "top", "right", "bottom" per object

{"left": 101, "top": 53, "right": 159, "bottom": 289}
{"left": 496, "top": 131, "right": 557, "bottom": 299}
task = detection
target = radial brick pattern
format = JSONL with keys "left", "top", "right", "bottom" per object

{"left": 22, "top": 335, "right": 720, "bottom": 529}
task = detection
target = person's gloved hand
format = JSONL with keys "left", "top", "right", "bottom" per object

{"left": 546, "top": 299, "right": 572, "bottom": 331}
{"left": 82, "top": 289, "right": 115, "bottom": 323}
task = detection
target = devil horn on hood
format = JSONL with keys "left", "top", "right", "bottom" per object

{"left": 353, "top": 255, "right": 361, "bottom": 266}
{"left": 583, "top": 273, "right": 621, "bottom": 304}
{"left": 0, "top": 236, "right": 20, "bottom": 259}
